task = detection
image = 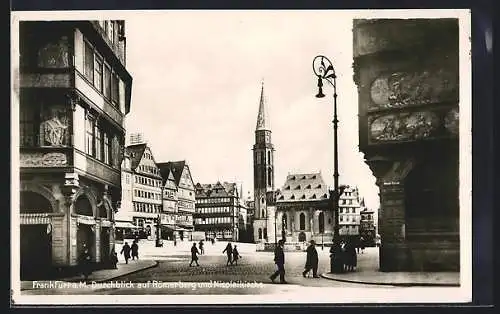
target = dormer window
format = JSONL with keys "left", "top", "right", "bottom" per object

{"left": 302, "top": 176, "right": 306, "bottom": 180}
{"left": 317, "top": 184, "right": 322, "bottom": 188}
{"left": 291, "top": 176, "right": 296, "bottom": 180}
{"left": 295, "top": 185, "right": 301, "bottom": 190}
{"left": 285, "top": 186, "right": 290, "bottom": 190}
{"left": 290, "top": 194, "right": 295, "bottom": 200}
{"left": 311, "top": 194, "right": 316, "bottom": 199}
{"left": 323, "top": 194, "right": 328, "bottom": 198}
{"left": 312, "top": 175, "right": 316, "bottom": 179}
{"left": 306, "top": 184, "right": 311, "bottom": 189}
{"left": 301, "top": 194, "right": 306, "bottom": 199}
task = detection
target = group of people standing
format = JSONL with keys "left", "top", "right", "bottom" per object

{"left": 329, "top": 237, "right": 363, "bottom": 272}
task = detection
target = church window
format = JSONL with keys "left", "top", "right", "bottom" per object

{"left": 258, "top": 228, "right": 262, "bottom": 239}
{"left": 268, "top": 168, "right": 272, "bottom": 187}
{"left": 282, "top": 213, "right": 288, "bottom": 231}
{"left": 263, "top": 228, "right": 267, "bottom": 240}
{"left": 261, "top": 151, "right": 265, "bottom": 164}
{"left": 319, "top": 212, "right": 325, "bottom": 233}
{"left": 267, "top": 151, "right": 271, "bottom": 164}
{"left": 299, "top": 213, "right": 306, "bottom": 230}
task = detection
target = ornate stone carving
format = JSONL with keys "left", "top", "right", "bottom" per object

{"left": 37, "top": 36, "right": 70, "bottom": 68}
{"left": 40, "top": 106, "right": 69, "bottom": 146}
{"left": 369, "top": 111, "right": 439, "bottom": 142}
{"left": 21, "top": 152, "right": 67, "bottom": 167}
{"left": 369, "top": 70, "right": 458, "bottom": 111}
{"left": 444, "top": 108, "right": 459, "bottom": 136}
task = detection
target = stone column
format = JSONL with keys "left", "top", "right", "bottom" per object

{"left": 62, "top": 172, "right": 80, "bottom": 267}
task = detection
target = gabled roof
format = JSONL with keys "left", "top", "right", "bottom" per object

{"left": 125, "top": 143, "right": 147, "bottom": 171}
{"left": 157, "top": 161, "right": 186, "bottom": 186}
{"left": 276, "top": 172, "right": 329, "bottom": 202}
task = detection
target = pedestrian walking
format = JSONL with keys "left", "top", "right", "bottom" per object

{"left": 174, "top": 238, "right": 177, "bottom": 246}
{"left": 131, "top": 239, "right": 139, "bottom": 260}
{"left": 232, "top": 245, "right": 241, "bottom": 265}
{"left": 120, "top": 242, "right": 131, "bottom": 264}
{"left": 211, "top": 238, "right": 215, "bottom": 245}
{"left": 199, "top": 240, "right": 205, "bottom": 255}
{"left": 359, "top": 236, "right": 365, "bottom": 254}
{"left": 78, "top": 244, "right": 92, "bottom": 281}
{"left": 269, "top": 240, "right": 287, "bottom": 284}
{"left": 189, "top": 242, "right": 200, "bottom": 266}
{"left": 223, "top": 242, "right": 233, "bottom": 265}
{"left": 303, "top": 240, "right": 319, "bottom": 278}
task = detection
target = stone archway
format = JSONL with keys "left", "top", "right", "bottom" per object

{"left": 71, "top": 186, "right": 98, "bottom": 217}
{"left": 19, "top": 190, "right": 53, "bottom": 279}
{"left": 20, "top": 183, "right": 58, "bottom": 213}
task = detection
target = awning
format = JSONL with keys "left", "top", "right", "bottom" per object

{"left": 115, "top": 221, "right": 137, "bottom": 229}
{"left": 161, "top": 225, "right": 176, "bottom": 232}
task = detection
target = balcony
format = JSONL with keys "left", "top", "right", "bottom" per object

{"left": 74, "top": 149, "right": 120, "bottom": 187}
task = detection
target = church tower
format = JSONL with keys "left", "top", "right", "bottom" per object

{"left": 252, "top": 82, "right": 275, "bottom": 243}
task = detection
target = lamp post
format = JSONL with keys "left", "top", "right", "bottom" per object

{"left": 312, "top": 55, "right": 341, "bottom": 273}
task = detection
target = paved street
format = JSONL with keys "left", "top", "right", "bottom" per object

{"left": 21, "top": 241, "right": 394, "bottom": 295}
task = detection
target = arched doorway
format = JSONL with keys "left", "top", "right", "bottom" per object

{"left": 20, "top": 191, "right": 53, "bottom": 279}
{"left": 98, "top": 203, "right": 110, "bottom": 264}
{"left": 75, "top": 195, "right": 95, "bottom": 263}
{"left": 298, "top": 231, "right": 306, "bottom": 242}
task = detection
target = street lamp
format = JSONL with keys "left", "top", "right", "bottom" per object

{"left": 312, "top": 55, "right": 341, "bottom": 273}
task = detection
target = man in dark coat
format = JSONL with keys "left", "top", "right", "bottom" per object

{"left": 120, "top": 242, "right": 131, "bottom": 264}
{"left": 131, "top": 240, "right": 139, "bottom": 260}
{"left": 199, "top": 240, "right": 205, "bottom": 255}
{"left": 222, "top": 242, "right": 233, "bottom": 266}
{"left": 303, "top": 240, "right": 320, "bottom": 278}
{"left": 189, "top": 242, "right": 200, "bottom": 266}
{"left": 269, "top": 240, "right": 287, "bottom": 284}
{"left": 79, "top": 244, "right": 92, "bottom": 281}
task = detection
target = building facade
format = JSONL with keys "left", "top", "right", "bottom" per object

{"left": 252, "top": 83, "right": 276, "bottom": 243}
{"left": 157, "top": 161, "right": 195, "bottom": 241}
{"left": 18, "top": 20, "right": 132, "bottom": 279}
{"left": 359, "top": 208, "right": 376, "bottom": 246}
{"left": 275, "top": 173, "right": 334, "bottom": 245}
{"left": 338, "top": 186, "right": 362, "bottom": 237}
{"left": 126, "top": 143, "right": 163, "bottom": 240}
{"left": 353, "top": 19, "right": 460, "bottom": 271}
{"left": 114, "top": 149, "right": 136, "bottom": 238}
{"left": 194, "top": 182, "right": 241, "bottom": 241}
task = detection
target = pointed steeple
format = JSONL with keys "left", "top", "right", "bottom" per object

{"left": 256, "top": 81, "right": 270, "bottom": 131}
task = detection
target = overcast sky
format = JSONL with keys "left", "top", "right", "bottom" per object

{"left": 123, "top": 11, "right": 380, "bottom": 210}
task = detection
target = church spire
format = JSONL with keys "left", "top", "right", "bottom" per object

{"left": 256, "top": 81, "right": 270, "bottom": 131}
